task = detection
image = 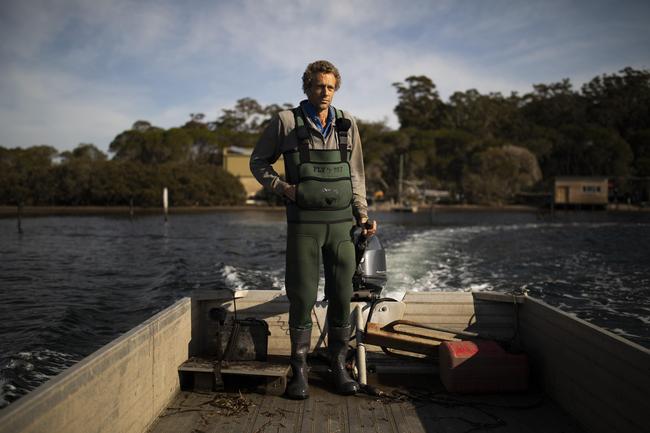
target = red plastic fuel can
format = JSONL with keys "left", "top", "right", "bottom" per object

{"left": 439, "top": 340, "right": 529, "bottom": 393}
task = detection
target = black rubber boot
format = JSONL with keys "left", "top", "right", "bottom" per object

{"left": 286, "top": 327, "right": 311, "bottom": 399}
{"left": 328, "top": 325, "right": 360, "bottom": 395}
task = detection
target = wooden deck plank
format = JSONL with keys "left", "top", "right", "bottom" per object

{"left": 298, "top": 385, "right": 316, "bottom": 433}
{"left": 372, "top": 400, "right": 400, "bottom": 433}
{"left": 347, "top": 394, "right": 395, "bottom": 433}
{"left": 148, "top": 348, "right": 586, "bottom": 433}
{"left": 152, "top": 391, "right": 263, "bottom": 433}
{"left": 387, "top": 402, "right": 427, "bottom": 433}
{"left": 312, "top": 385, "right": 347, "bottom": 433}
{"left": 150, "top": 409, "right": 200, "bottom": 433}
{"left": 247, "top": 390, "right": 302, "bottom": 433}
{"left": 346, "top": 395, "right": 364, "bottom": 433}
{"left": 276, "top": 397, "right": 305, "bottom": 433}
{"left": 403, "top": 314, "right": 515, "bottom": 327}
{"left": 488, "top": 396, "right": 584, "bottom": 433}
{"left": 148, "top": 384, "right": 585, "bottom": 433}
{"left": 247, "top": 392, "right": 276, "bottom": 433}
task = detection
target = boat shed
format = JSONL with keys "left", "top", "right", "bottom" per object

{"left": 222, "top": 146, "right": 284, "bottom": 200}
{"left": 553, "top": 176, "right": 609, "bottom": 207}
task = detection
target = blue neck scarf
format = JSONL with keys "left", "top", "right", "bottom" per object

{"left": 301, "top": 100, "right": 334, "bottom": 137}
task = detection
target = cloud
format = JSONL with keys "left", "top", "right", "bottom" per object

{"left": 0, "top": 65, "right": 142, "bottom": 150}
{"left": 178, "top": 0, "right": 532, "bottom": 126}
{"left": 1, "top": 0, "right": 649, "bottom": 152}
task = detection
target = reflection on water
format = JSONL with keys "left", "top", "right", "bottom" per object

{"left": 1, "top": 209, "right": 649, "bottom": 407}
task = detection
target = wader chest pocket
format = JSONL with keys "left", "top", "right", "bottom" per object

{"left": 296, "top": 162, "right": 353, "bottom": 210}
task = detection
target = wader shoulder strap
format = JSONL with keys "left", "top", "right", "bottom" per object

{"left": 335, "top": 109, "right": 351, "bottom": 162}
{"left": 293, "top": 108, "right": 311, "bottom": 163}
{"left": 293, "top": 107, "right": 351, "bottom": 163}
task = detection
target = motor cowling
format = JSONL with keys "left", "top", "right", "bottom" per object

{"left": 351, "top": 227, "right": 387, "bottom": 300}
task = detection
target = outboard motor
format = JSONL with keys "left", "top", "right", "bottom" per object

{"left": 351, "top": 226, "right": 387, "bottom": 301}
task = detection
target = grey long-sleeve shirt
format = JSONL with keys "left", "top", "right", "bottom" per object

{"left": 250, "top": 105, "right": 368, "bottom": 220}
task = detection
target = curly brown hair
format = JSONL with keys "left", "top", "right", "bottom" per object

{"left": 302, "top": 60, "right": 341, "bottom": 94}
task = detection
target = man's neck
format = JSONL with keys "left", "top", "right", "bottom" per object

{"left": 302, "top": 100, "right": 332, "bottom": 131}
{"left": 316, "top": 110, "right": 328, "bottom": 127}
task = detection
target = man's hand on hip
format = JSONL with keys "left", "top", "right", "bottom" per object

{"left": 284, "top": 185, "right": 296, "bottom": 202}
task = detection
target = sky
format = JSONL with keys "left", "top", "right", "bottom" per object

{"left": 1, "top": 0, "right": 649, "bottom": 154}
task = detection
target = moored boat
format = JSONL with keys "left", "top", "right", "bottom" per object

{"left": 0, "top": 289, "right": 647, "bottom": 433}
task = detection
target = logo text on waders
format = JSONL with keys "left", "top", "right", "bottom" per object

{"left": 313, "top": 166, "right": 343, "bottom": 175}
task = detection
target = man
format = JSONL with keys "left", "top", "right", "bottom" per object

{"left": 250, "top": 60, "right": 376, "bottom": 399}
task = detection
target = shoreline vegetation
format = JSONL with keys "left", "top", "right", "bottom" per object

{"left": 2, "top": 67, "right": 650, "bottom": 212}
{"left": 2, "top": 203, "right": 647, "bottom": 218}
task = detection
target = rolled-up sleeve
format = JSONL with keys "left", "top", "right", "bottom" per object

{"left": 349, "top": 117, "right": 368, "bottom": 220}
{"left": 250, "top": 115, "right": 290, "bottom": 196}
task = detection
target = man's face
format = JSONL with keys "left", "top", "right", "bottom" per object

{"left": 306, "top": 72, "right": 337, "bottom": 112}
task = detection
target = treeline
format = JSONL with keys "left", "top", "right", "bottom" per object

{"left": 0, "top": 144, "right": 245, "bottom": 206}
{"left": 363, "top": 66, "right": 650, "bottom": 204}
{"left": 0, "top": 98, "right": 296, "bottom": 207}
{"left": 1, "top": 67, "right": 649, "bottom": 207}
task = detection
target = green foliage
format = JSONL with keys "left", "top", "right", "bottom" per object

{"left": 581, "top": 67, "right": 650, "bottom": 140}
{"left": 547, "top": 125, "right": 633, "bottom": 177}
{"left": 357, "top": 119, "right": 410, "bottom": 195}
{"left": 109, "top": 126, "right": 192, "bottom": 165}
{"left": 429, "top": 128, "right": 480, "bottom": 191}
{"left": 464, "top": 145, "right": 542, "bottom": 205}
{"left": 60, "top": 143, "right": 107, "bottom": 162}
{"left": 628, "top": 129, "right": 650, "bottom": 176}
{"left": 3, "top": 70, "right": 649, "bottom": 207}
{"left": 445, "top": 89, "right": 521, "bottom": 139}
{"left": 393, "top": 76, "right": 445, "bottom": 130}
{"left": 212, "top": 98, "right": 293, "bottom": 134}
{"left": 521, "top": 79, "right": 587, "bottom": 129}
{"left": 381, "top": 67, "right": 650, "bottom": 204}
{"left": 0, "top": 143, "right": 245, "bottom": 206}
{"left": 182, "top": 125, "right": 222, "bottom": 165}
{"left": 164, "top": 163, "right": 246, "bottom": 206}
{"left": 0, "top": 145, "right": 58, "bottom": 205}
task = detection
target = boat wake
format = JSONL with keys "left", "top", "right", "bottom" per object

{"left": 380, "top": 222, "right": 650, "bottom": 347}
{"left": 217, "top": 262, "right": 284, "bottom": 292}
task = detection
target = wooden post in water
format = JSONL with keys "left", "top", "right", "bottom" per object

{"left": 163, "top": 187, "right": 169, "bottom": 222}
{"left": 17, "top": 203, "right": 23, "bottom": 234}
{"left": 398, "top": 153, "right": 404, "bottom": 205}
{"left": 129, "top": 197, "right": 134, "bottom": 219}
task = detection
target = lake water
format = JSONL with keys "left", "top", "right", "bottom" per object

{"left": 1, "top": 209, "right": 649, "bottom": 408}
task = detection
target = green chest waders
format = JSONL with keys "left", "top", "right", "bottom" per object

{"left": 283, "top": 108, "right": 357, "bottom": 329}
